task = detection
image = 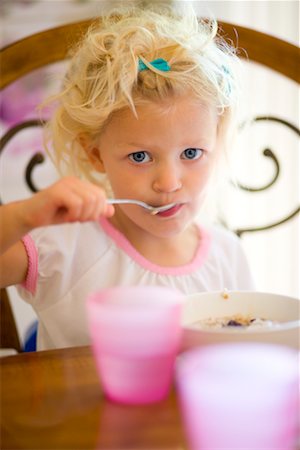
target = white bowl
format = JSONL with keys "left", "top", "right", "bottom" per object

{"left": 181, "top": 291, "right": 300, "bottom": 350}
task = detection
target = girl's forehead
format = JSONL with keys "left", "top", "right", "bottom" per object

{"left": 100, "top": 96, "right": 219, "bottom": 147}
{"left": 110, "top": 96, "right": 218, "bottom": 127}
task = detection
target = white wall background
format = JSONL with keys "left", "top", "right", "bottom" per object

{"left": 1, "top": 0, "right": 299, "bottom": 346}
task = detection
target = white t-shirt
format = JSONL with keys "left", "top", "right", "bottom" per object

{"left": 17, "top": 217, "right": 255, "bottom": 350}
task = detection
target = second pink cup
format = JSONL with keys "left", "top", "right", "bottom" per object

{"left": 86, "top": 285, "right": 184, "bottom": 405}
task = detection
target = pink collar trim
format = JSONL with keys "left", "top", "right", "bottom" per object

{"left": 99, "top": 217, "right": 211, "bottom": 276}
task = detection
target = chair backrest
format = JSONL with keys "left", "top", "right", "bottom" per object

{"left": 1, "top": 19, "right": 299, "bottom": 350}
{"left": 1, "top": 19, "right": 299, "bottom": 88}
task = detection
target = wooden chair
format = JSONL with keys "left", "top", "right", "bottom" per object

{"left": 1, "top": 19, "right": 299, "bottom": 351}
{"left": 0, "top": 288, "right": 22, "bottom": 352}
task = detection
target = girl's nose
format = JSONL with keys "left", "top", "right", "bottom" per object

{"left": 152, "top": 164, "right": 182, "bottom": 193}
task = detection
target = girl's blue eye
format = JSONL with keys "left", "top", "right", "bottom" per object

{"left": 128, "top": 151, "right": 151, "bottom": 163}
{"left": 181, "top": 148, "right": 203, "bottom": 160}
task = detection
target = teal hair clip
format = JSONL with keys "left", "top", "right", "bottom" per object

{"left": 221, "top": 64, "right": 232, "bottom": 95}
{"left": 138, "top": 58, "right": 171, "bottom": 72}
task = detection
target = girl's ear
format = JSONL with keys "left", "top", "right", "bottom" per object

{"left": 86, "top": 146, "right": 106, "bottom": 173}
{"left": 78, "top": 134, "right": 106, "bottom": 173}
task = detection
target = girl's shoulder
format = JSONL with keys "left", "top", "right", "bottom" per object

{"left": 208, "top": 223, "right": 241, "bottom": 244}
{"left": 200, "top": 223, "right": 255, "bottom": 289}
{"left": 19, "top": 220, "right": 113, "bottom": 300}
{"left": 29, "top": 220, "right": 109, "bottom": 247}
{"left": 25, "top": 220, "right": 112, "bottom": 277}
{"left": 201, "top": 223, "right": 247, "bottom": 260}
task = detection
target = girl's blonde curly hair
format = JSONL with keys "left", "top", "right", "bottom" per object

{"left": 44, "top": 2, "right": 240, "bottom": 190}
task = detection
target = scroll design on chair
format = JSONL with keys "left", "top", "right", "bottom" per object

{"left": 0, "top": 119, "right": 45, "bottom": 203}
{"left": 231, "top": 115, "right": 300, "bottom": 237}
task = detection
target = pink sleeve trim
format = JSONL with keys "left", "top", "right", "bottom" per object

{"left": 21, "top": 235, "right": 38, "bottom": 295}
{"left": 99, "top": 217, "right": 211, "bottom": 275}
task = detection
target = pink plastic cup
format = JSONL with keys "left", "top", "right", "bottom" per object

{"left": 176, "top": 343, "right": 299, "bottom": 450}
{"left": 86, "top": 285, "right": 184, "bottom": 405}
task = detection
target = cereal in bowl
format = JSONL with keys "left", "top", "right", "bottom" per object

{"left": 192, "top": 315, "right": 277, "bottom": 330}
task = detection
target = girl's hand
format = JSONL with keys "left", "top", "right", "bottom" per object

{"left": 0, "top": 177, "right": 114, "bottom": 286}
{"left": 21, "top": 176, "right": 115, "bottom": 229}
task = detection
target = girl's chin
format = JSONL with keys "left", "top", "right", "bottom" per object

{"left": 144, "top": 215, "right": 196, "bottom": 238}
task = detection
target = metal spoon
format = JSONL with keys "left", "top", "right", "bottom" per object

{"left": 107, "top": 199, "right": 177, "bottom": 215}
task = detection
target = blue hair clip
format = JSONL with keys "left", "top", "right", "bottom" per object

{"left": 221, "top": 65, "right": 232, "bottom": 95}
{"left": 138, "top": 58, "right": 171, "bottom": 72}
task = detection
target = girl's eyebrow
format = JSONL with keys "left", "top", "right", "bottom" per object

{"left": 122, "top": 140, "right": 208, "bottom": 149}
{"left": 116, "top": 141, "right": 154, "bottom": 150}
{"left": 125, "top": 142, "right": 151, "bottom": 148}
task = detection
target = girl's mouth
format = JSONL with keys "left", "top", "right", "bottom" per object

{"left": 156, "top": 203, "right": 183, "bottom": 217}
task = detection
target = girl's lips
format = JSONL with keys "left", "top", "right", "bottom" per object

{"left": 156, "top": 203, "right": 183, "bottom": 217}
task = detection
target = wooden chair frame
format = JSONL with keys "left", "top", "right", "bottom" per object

{"left": 1, "top": 19, "right": 299, "bottom": 89}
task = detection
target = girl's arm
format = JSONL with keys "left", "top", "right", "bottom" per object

{"left": 0, "top": 177, "right": 114, "bottom": 288}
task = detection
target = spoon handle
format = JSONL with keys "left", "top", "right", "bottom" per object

{"left": 107, "top": 199, "right": 151, "bottom": 209}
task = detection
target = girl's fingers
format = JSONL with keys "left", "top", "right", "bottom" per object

{"left": 56, "top": 195, "right": 97, "bottom": 223}
{"left": 68, "top": 183, "right": 109, "bottom": 221}
{"left": 104, "top": 203, "right": 115, "bottom": 218}
{"left": 27, "top": 177, "right": 115, "bottom": 227}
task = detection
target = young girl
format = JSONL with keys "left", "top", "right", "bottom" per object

{"left": 0, "top": 2, "right": 254, "bottom": 350}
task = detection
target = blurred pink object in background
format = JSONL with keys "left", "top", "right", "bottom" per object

{"left": 0, "top": 73, "right": 46, "bottom": 126}
{"left": 176, "top": 343, "right": 299, "bottom": 450}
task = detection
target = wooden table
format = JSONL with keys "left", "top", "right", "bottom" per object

{"left": 1, "top": 345, "right": 187, "bottom": 449}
